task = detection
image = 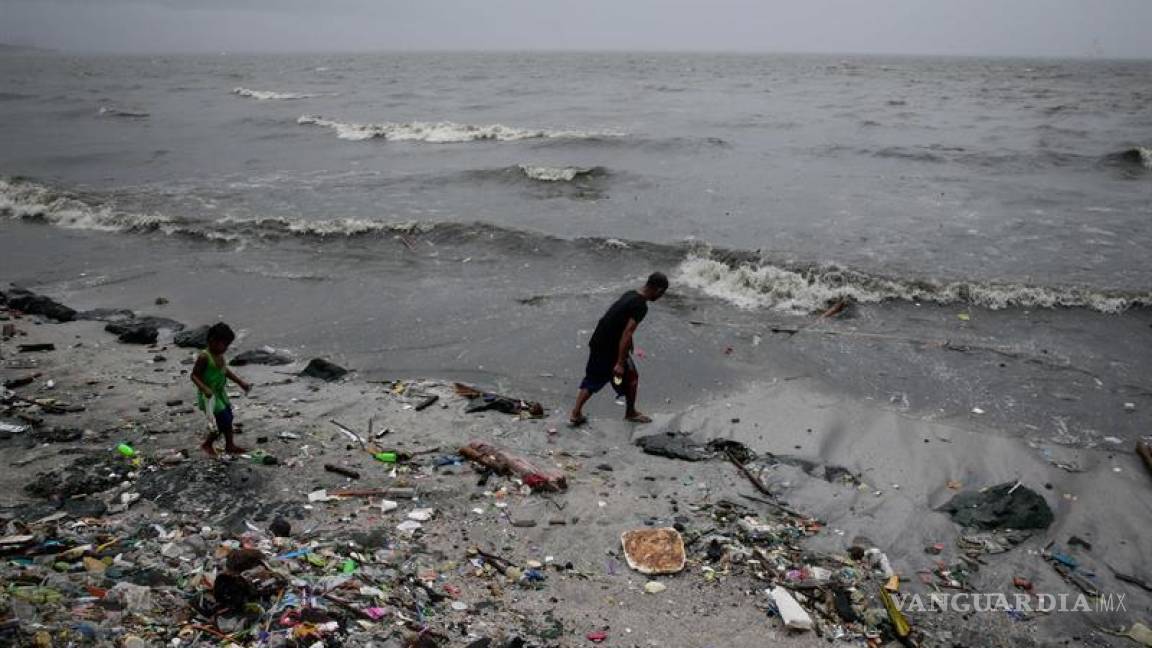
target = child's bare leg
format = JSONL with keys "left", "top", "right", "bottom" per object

{"left": 215, "top": 406, "right": 246, "bottom": 454}
{"left": 201, "top": 430, "right": 219, "bottom": 457}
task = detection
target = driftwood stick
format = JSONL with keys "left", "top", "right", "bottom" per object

{"left": 330, "top": 419, "right": 366, "bottom": 448}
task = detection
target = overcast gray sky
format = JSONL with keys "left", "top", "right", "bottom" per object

{"left": 3, "top": 0, "right": 1150, "bottom": 58}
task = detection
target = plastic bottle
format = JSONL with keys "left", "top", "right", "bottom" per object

{"left": 116, "top": 443, "right": 136, "bottom": 458}
{"left": 374, "top": 452, "right": 398, "bottom": 463}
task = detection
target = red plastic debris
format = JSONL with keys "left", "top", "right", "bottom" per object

{"left": 587, "top": 630, "right": 608, "bottom": 643}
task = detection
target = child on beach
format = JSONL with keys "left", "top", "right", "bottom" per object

{"left": 191, "top": 322, "right": 251, "bottom": 457}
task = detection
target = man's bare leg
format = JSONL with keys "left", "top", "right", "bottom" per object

{"left": 623, "top": 366, "right": 651, "bottom": 423}
{"left": 570, "top": 388, "right": 592, "bottom": 425}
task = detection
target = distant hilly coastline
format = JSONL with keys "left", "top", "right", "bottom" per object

{"left": 0, "top": 43, "right": 51, "bottom": 53}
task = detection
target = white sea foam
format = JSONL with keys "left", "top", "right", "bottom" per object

{"left": 98, "top": 106, "right": 149, "bottom": 118}
{"left": 233, "top": 87, "right": 315, "bottom": 100}
{"left": 298, "top": 114, "right": 620, "bottom": 143}
{"left": 674, "top": 254, "right": 1143, "bottom": 314}
{"left": 517, "top": 165, "right": 595, "bottom": 182}
{"left": 0, "top": 178, "right": 172, "bottom": 232}
{"left": 1138, "top": 147, "right": 1152, "bottom": 170}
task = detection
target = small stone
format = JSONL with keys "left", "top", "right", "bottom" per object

{"left": 165, "top": 399, "right": 183, "bottom": 407}
{"left": 644, "top": 581, "right": 667, "bottom": 594}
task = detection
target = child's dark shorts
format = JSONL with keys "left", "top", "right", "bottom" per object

{"left": 214, "top": 405, "right": 234, "bottom": 432}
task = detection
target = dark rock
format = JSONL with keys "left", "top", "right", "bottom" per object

{"left": 232, "top": 348, "right": 293, "bottom": 366}
{"left": 300, "top": 358, "right": 348, "bottom": 381}
{"left": 105, "top": 316, "right": 183, "bottom": 345}
{"left": 937, "top": 482, "right": 1054, "bottom": 530}
{"left": 106, "top": 321, "right": 157, "bottom": 345}
{"left": 174, "top": 325, "right": 210, "bottom": 349}
{"left": 4, "top": 287, "right": 76, "bottom": 322}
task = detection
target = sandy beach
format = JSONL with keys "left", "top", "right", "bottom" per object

{"left": 2, "top": 289, "right": 1150, "bottom": 648}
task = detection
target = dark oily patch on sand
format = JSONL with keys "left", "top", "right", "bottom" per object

{"left": 134, "top": 459, "right": 303, "bottom": 529}
{"left": 24, "top": 454, "right": 127, "bottom": 501}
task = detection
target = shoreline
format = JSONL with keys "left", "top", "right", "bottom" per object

{"left": 2, "top": 291, "right": 1150, "bottom": 647}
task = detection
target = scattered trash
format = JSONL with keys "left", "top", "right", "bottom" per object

{"left": 454, "top": 382, "right": 544, "bottom": 418}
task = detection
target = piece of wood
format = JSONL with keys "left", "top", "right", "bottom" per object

{"left": 330, "top": 419, "right": 366, "bottom": 448}
{"left": 324, "top": 464, "right": 361, "bottom": 480}
{"left": 18, "top": 343, "right": 55, "bottom": 353}
{"left": 459, "top": 440, "right": 567, "bottom": 491}
{"left": 413, "top": 394, "right": 439, "bottom": 411}
{"left": 327, "top": 488, "right": 388, "bottom": 497}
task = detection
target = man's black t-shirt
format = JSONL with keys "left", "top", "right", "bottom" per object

{"left": 589, "top": 291, "right": 648, "bottom": 354}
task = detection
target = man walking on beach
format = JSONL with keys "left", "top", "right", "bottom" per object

{"left": 570, "top": 272, "right": 668, "bottom": 426}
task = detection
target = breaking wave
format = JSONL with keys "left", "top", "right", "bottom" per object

{"left": 233, "top": 87, "right": 315, "bottom": 101}
{"left": 517, "top": 165, "right": 603, "bottom": 182}
{"left": 298, "top": 114, "right": 622, "bottom": 143}
{"left": 674, "top": 254, "right": 1147, "bottom": 315}
{"left": 0, "top": 177, "right": 173, "bottom": 232}
{"left": 98, "top": 106, "right": 149, "bottom": 119}
{"left": 1101, "top": 147, "right": 1152, "bottom": 171}
{"left": 3, "top": 177, "right": 1148, "bottom": 315}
